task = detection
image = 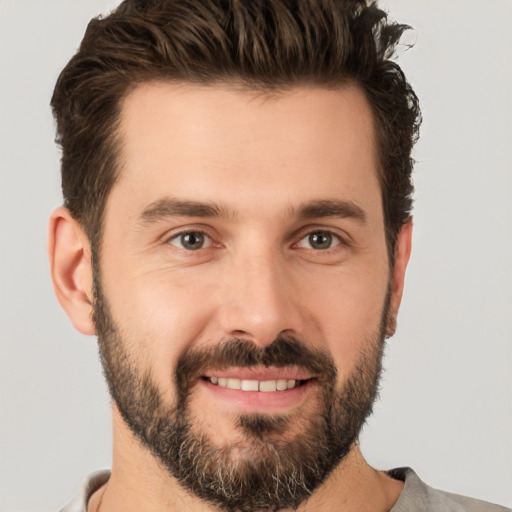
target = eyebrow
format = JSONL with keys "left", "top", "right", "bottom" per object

{"left": 295, "top": 199, "right": 367, "bottom": 224}
{"left": 138, "top": 197, "right": 235, "bottom": 226}
{"left": 137, "top": 197, "right": 367, "bottom": 226}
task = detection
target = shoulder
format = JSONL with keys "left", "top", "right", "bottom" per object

{"left": 389, "top": 467, "right": 511, "bottom": 512}
{"left": 59, "top": 470, "right": 111, "bottom": 512}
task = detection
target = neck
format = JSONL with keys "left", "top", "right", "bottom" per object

{"left": 96, "top": 409, "right": 403, "bottom": 512}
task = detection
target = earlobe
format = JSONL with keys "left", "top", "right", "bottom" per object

{"left": 386, "top": 219, "right": 413, "bottom": 337}
{"left": 48, "top": 207, "right": 96, "bottom": 335}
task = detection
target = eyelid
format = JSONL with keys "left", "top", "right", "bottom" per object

{"left": 163, "top": 225, "right": 218, "bottom": 249}
{"left": 169, "top": 232, "right": 211, "bottom": 249}
{"left": 292, "top": 225, "right": 349, "bottom": 248}
{"left": 161, "top": 224, "right": 350, "bottom": 252}
{"left": 296, "top": 231, "right": 342, "bottom": 250}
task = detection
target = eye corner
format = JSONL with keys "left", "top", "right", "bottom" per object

{"left": 167, "top": 230, "right": 213, "bottom": 251}
{"left": 295, "top": 229, "right": 344, "bottom": 251}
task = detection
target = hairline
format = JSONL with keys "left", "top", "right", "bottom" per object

{"left": 90, "top": 77, "right": 397, "bottom": 266}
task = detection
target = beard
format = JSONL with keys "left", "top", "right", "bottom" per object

{"left": 93, "top": 275, "right": 389, "bottom": 512}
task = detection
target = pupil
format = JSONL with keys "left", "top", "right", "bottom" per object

{"left": 182, "top": 232, "right": 204, "bottom": 250}
{"left": 310, "top": 232, "right": 331, "bottom": 249}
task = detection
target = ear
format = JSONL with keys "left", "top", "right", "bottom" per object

{"left": 48, "top": 207, "right": 95, "bottom": 335}
{"left": 386, "top": 219, "right": 413, "bottom": 337}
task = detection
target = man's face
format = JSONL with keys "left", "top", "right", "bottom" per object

{"left": 95, "top": 83, "right": 397, "bottom": 510}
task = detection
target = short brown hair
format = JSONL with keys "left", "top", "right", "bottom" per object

{"left": 51, "top": 0, "right": 421, "bottom": 255}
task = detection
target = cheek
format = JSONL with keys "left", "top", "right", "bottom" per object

{"left": 103, "top": 266, "right": 221, "bottom": 392}
{"left": 303, "top": 266, "right": 388, "bottom": 378}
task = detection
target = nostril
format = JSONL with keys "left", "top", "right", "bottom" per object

{"left": 231, "top": 329, "right": 250, "bottom": 337}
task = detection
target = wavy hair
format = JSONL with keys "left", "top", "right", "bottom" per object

{"left": 51, "top": 0, "right": 421, "bottom": 255}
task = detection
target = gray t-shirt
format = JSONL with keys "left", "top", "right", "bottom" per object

{"left": 388, "top": 468, "right": 510, "bottom": 512}
{"left": 60, "top": 467, "right": 510, "bottom": 512}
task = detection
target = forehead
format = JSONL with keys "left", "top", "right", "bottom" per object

{"left": 111, "top": 82, "right": 381, "bottom": 222}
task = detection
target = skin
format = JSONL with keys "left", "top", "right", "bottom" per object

{"left": 49, "top": 83, "right": 412, "bottom": 511}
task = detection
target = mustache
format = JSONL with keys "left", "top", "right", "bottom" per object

{"left": 174, "top": 335, "right": 337, "bottom": 394}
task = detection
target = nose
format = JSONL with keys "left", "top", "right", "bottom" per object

{"left": 217, "top": 245, "right": 304, "bottom": 347}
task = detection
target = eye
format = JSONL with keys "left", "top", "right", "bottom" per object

{"left": 168, "top": 231, "right": 212, "bottom": 251}
{"left": 297, "top": 231, "right": 341, "bottom": 250}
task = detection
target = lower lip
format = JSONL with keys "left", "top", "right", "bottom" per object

{"left": 200, "top": 379, "right": 315, "bottom": 413}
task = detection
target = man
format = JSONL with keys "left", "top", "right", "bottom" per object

{"left": 47, "top": 1, "right": 509, "bottom": 511}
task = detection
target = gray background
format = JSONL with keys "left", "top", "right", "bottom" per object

{"left": 1, "top": 1, "right": 511, "bottom": 510}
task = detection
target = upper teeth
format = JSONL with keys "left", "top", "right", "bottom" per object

{"left": 209, "top": 377, "right": 298, "bottom": 392}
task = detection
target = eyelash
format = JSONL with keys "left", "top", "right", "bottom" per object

{"left": 294, "top": 230, "right": 343, "bottom": 252}
{"left": 165, "top": 226, "right": 348, "bottom": 254}
{"left": 166, "top": 228, "right": 214, "bottom": 251}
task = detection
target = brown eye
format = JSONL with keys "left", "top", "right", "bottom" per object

{"left": 169, "top": 231, "right": 210, "bottom": 251}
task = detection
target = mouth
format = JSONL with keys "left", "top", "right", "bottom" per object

{"left": 198, "top": 367, "right": 316, "bottom": 412}
{"left": 202, "top": 376, "right": 310, "bottom": 392}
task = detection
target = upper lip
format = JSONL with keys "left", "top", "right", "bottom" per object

{"left": 203, "top": 366, "right": 314, "bottom": 381}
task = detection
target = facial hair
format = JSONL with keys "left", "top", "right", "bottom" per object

{"left": 93, "top": 276, "right": 389, "bottom": 512}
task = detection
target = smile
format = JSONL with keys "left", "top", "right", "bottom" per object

{"left": 200, "top": 367, "right": 315, "bottom": 411}
{"left": 206, "top": 377, "right": 308, "bottom": 392}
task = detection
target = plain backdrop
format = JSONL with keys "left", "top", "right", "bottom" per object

{"left": 1, "top": 1, "right": 511, "bottom": 511}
